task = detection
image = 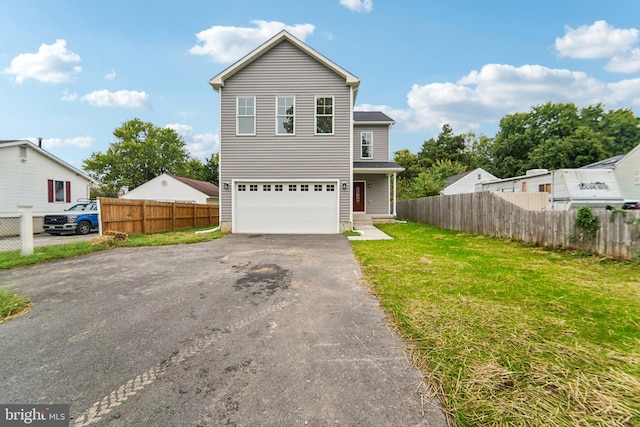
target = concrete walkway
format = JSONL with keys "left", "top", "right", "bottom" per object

{"left": 348, "top": 223, "right": 394, "bottom": 240}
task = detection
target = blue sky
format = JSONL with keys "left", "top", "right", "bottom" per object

{"left": 2, "top": 0, "right": 640, "bottom": 169}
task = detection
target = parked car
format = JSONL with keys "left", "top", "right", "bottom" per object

{"left": 621, "top": 201, "right": 640, "bottom": 210}
{"left": 43, "top": 201, "right": 99, "bottom": 235}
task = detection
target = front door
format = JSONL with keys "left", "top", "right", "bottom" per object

{"left": 353, "top": 181, "right": 365, "bottom": 212}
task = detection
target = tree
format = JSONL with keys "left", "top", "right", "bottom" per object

{"left": 599, "top": 108, "right": 640, "bottom": 156}
{"left": 398, "top": 160, "right": 467, "bottom": 200}
{"left": 466, "top": 132, "right": 494, "bottom": 172}
{"left": 393, "top": 148, "right": 419, "bottom": 181}
{"left": 417, "top": 124, "right": 470, "bottom": 169}
{"left": 488, "top": 102, "right": 640, "bottom": 178}
{"left": 84, "top": 118, "right": 207, "bottom": 196}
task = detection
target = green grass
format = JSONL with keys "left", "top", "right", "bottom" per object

{"left": 351, "top": 222, "right": 640, "bottom": 427}
{"left": 0, "top": 289, "right": 30, "bottom": 323}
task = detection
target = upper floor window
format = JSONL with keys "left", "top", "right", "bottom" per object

{"left": 237, "top": 97, "right": 255, "bottom": 135}
{"left": 315, "top": 96, "right": 334, "bottom": 134}
{"left": 276, "top": 97, "right": 295, "bottom": 135}
{"left": 361, "top": 132, "right": 373, "bottom": 158}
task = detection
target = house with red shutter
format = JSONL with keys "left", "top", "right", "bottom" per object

{"left": 0, "top": 139, "right": 94, "bottom": 215}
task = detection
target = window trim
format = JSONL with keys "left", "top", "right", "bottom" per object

{"left": 47, "top": 179, "right": 71, "bottom": 203}
{"left": 275, "top": 96, "right": 295, "bottom": 135}
{"left": 236, "top": 96, "right": 256, "bottom": 136}
{"left": 315, "top": 96, "right": 335, "bottom": 135}
{"left": 361, "top": 132, "right": 373, "bottom": 159}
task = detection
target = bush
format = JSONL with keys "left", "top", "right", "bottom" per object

{"left": 575, "top": 207, "right": 598, "bottom": 238}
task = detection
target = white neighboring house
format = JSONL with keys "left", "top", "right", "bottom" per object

{"left": 0, "top": 140, "right": 94, "bottom": 214}
{"left": 442, "top": 168, "right": 497, "bottom": 195}
{"left": 0, "top": 139, "right": 94, "bottom": 236}
{"left": 120, "top": 173, "right": 220, "bottom": 205}
{"left": 612, "top": 143, "right": 640, "bottom": 202}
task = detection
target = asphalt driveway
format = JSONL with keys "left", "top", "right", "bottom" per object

{"left": 0, "top": 234, "right": 448, "bottom": 426}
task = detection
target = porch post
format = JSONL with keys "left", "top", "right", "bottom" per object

{"left": 393, "top": 173, "right": 397, "bottom": 216}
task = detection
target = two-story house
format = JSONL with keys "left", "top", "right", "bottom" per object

{"left": 209, "top": 30, "right": 402, "bottom": 234}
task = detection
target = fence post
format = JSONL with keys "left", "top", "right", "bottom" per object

{"left": 96, "top": 198, "right": 103, "bottom": 236}
{"left": 18, "top": 205, "right": 34, "bottom": 256}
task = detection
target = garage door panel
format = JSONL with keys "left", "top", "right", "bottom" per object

{"left": 234, "top": 182, "right": 338, "bottom": 234}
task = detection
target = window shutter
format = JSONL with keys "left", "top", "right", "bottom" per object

{"left": 48, "top": 180, "right": 54, "bottom": 203}
{"left": 66, "top": 181, "right": 71, "bottom": 203}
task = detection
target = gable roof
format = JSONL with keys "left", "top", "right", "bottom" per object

{"left": 580, "top": 155, "right": 624, "bottom": 169}
{"left": 353, "top": 111, "right": 395, "bottom": 125}
{"left": 209, "top": 31, "right": 360, "bottom": 94}
{"left": 0, "top": 139, "right": 95, "bottom": 182}
{"left": 167, "top": 174, "right": 219, "bottom": 197}
{"left": 444, "top": 170, "right": 474, "bottom": 187}
{"left": 444, "top": 168, "right": 498, "bottom": 188}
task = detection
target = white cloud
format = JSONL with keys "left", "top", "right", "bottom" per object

{"left": 372, "top": 63, "right": 640, "bottom": 135}
{"left": 166, "top": 123, "right": 219, "bottom": 160}
{"left": 105, "top": 69, "right": 117, "bottom": 80}
{"left": 555, "top": 20, "right": 640, "bottom": 73}
{"left": 3, "top": 39, "right": 82, "bottom": 84}
{"left": 60, "top": 89, "right": 78, "bottom": 102}
{"left": 555, "top": 20, "right": 639, "bottom": 59}
{"left": 189, "top": 20, "right": 315, "bottom": 63}
{"left": 80, "top": 89, "right": 150, "bottom": 109}
{"left": 43, "top": 136, "right": 94, "bottom": 148}
{"left": 340, "top": 0, "right": 373, "bottom": 13}
{"left": 606, "top": 48, "right": 640, "bottom": 74}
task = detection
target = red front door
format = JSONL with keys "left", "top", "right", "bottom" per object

{"left": 353, "top": 182, "right": 365, "bottom": 212}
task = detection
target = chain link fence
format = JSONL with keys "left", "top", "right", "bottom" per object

{"left": 0, "top": 212, "right": 96, "bottom": 253}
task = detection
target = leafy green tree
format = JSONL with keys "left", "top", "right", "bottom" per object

{"left": 83, "top": 118, "right": 202, "bottom": 196}
{"left": 417, "top": 124, "right": 471, "bottom": 169}
{"left": 201, "top": 152, "right": 219, "bottom": 185}
{"left": 528, "top": 126, "right": 606, "bottom": 170}
{"left": 599, "top": 108, "right": 640, "bottom": 156}
{"left": 393, "top": 148, "right": 419, "bottom": 181}
{"left": 465, "top": 132, "right": 494, "bottom": 171}
{"left": 491, "top": 103, "right": 582, "bottom": 177}
{"left": 398, "top": 160, "right": 467, "bottom": 200}
{"left": 489, "top": 102, "right": 639, "bottom": 177}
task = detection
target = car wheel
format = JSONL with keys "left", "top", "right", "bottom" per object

{"left": 76, "top": 221, "right": 92, "bottom": 235}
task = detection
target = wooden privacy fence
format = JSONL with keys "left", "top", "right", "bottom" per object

{"left": 397, "top": 192, "right": 640, "bottom": 261}
{"left": 98, "top": 198, "right": 219, "bottom": 235}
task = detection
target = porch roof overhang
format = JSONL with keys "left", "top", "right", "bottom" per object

{"left": 353, "top": 161, "right": 404, "bottom": 174}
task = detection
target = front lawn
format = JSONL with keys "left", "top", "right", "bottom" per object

{"left": 351, "top": 222, "right": 640, "bottom": 426}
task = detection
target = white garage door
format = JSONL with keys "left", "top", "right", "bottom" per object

{"left": 234, "top": 182, "right": 339, "bottom": 234}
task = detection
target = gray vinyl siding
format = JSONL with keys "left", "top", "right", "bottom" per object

{"left": 219, "top": 40, "right": 352, "bottom": 223}
{"left": 353, "top": 124, "right": 391, "bottom": 162}
{"left": 354, "top": 174, "right": 389, "bottom": 215}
